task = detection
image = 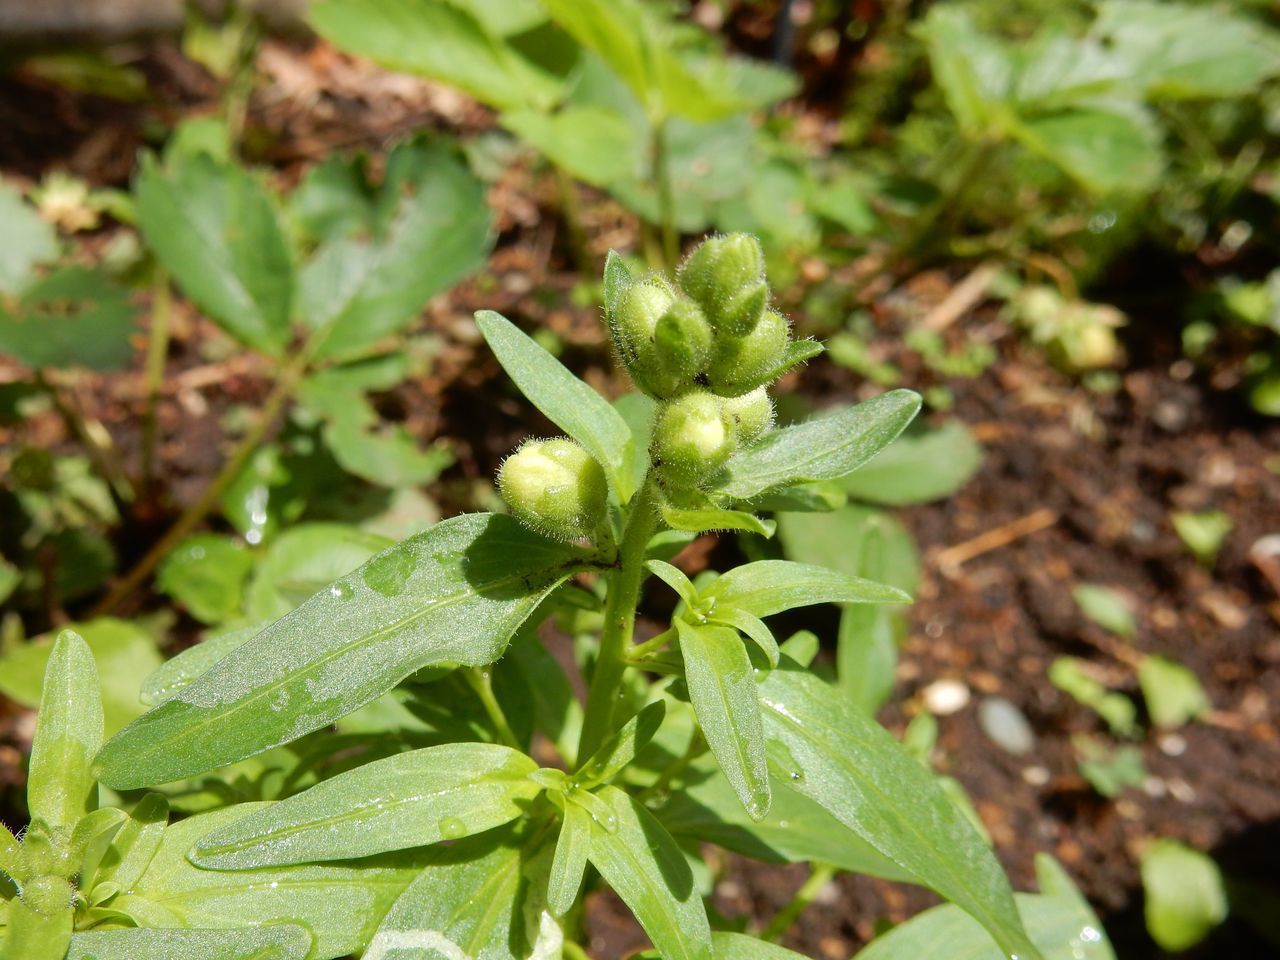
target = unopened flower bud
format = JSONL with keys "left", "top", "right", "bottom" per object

{"left": 21, "top": 875, "right": 74, "bottom": 916}
{"left": 706, "top": 308, "right": 789, "bottom": 397}
{"left": 653, "top": 300, "right": 712, "bottom": 382}
{"left": 609, "top": 281, "right": 680, "bottom": 398}
{"left": 498, "top": 438, "right": 607, "bottom": 541}
{"left": 651, "top": 390, "right": 737, "bottom": 484}
{"left": 679, "top": 234, "right": 769, "bottom": 337}
{"left": 721, "top": 387, "right": 774, "bottom": 443}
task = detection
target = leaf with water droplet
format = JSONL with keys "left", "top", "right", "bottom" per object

{"left": 95, "top": 514, "right": 593, "bottom": 789}
{"left": 191, "top": 743, "right": 540, "bottom": 869}
{"left": 587, "top": 786, "right": 712, "bottom": 960}
{"left": 677, "top": 621, "right": 770, "bottom": 822}
{"left": 66, "top": 925, "right": 314, "bottom": 960}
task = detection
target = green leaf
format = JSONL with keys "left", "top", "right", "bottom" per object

{"left": 661, "top": 505, "right": 775, "bottom": 538}
{"left": 365, "top": 825, "right": 556, "bottom": 960}
{"left": 141, "top": 626, "right": 261, "bottom": 706}
{"left": 708, "top": 607, "right": 779, "bottom": 669}
{"left": 116, "top": 804, "right": 421, "bottom": 960}
{"left": 501, "top": 106, "right": 637, "bottom": 187}
{"left": 94, "top": 514, "right": 592, "bottom": 789}
{"left": 157, "top": 535, "right": 253, "bottom": 626}
{"left": 588, "top": 785, "right": 712, "bottom": 960}
{"left": 645, "top": 559, "right": 698, "bottom": 606}
{"left": 758, "top": 662, "right": 1040, "bottom": 960}
{"left": 548, "top": 801, "right": 592, "bottom": 916}
{"left": 28, "top": 630, "right": 103, "bottom": 831}
{"left": 245, "top": 523, "right": 391, "bottom": 621}
{"left": 1171, "top": 510, "right": 1233, "bottom": 567}
{"left": 477, "top": 310, "right": 635, "bottom": 501}
{"left": 2, "top": 897, "right": 72, "bottom": 960}
{"left": 1012, "top": 105, "right": 1163, "bottom": 194}
{"left": 308, "top": 0, "right": 567, "bottom": 111}
{"left": 916, "top": 7, "right": 1013, "bottom": 135}
{"left": 1072, "top": 584, "right": 1136, "bottom": 638}
{"left": 539, "top": 0, "right": 653, "bottom": 110}
{"left": 1137, "top": 655, "right": 1209, "bottom": 730}
{"left": 0, "top": 619, "right": 161, "bottom": 735}
{"left": 192, "top": 743, "right": 540, "bottom": 868}
{"left": 67, "top": 926, "right": 313, "bottom": 960}
{"left": 574, "top": 701, "right": 666, "bottom": 789}
{"left": 712, "top": 932, "right": 813, "bottom": 959}
{"left": 657, "top": 755, "right": 913, "bottom": 882}
{"left": 703, "top": 560, "right": 909, "bottom": 617}
{"left": 91, "top": 793, "right": 169, "bottom": 892}
{"left": 0, "top": 267, "right": 137, "bottom": 371}
{"left": 136, "top": 153, "right": 293, "bottom": 356}
{"left": 1048, "top": 658, "right": 1137, "bottom": 738}
{"left": 1140, "top": 838, "right": 1226, "bottom": 953}
{"left": 603, "top": 249, "right": 636, "bottom": 317}
{"left": 677, "top": 622, "right": 769, "bottom": 821}
{"left": 300, "top": 141, "right": 493, "bottom": 362}
{"left": 0, "top": 180, "right": 58, "bottom": 295}
{"left": 0, "top": 822, "right": 19, "bottom": 881}
{"left": 777, "top": 505, "right": 919, "bottom": 594}
{"left": 836, "top": 422, "right": 982, "bottom": 506}
{"left": 714, "top": 390, "right": 921, "bottom": 500}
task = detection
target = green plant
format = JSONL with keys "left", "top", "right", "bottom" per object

{"left": 0, "top": 235, "right": 1129, "bottom": 959}
{"left": 1141, "top": 838, "right": 1228, "bottom": 952}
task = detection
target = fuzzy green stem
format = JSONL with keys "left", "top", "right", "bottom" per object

{"left": 760, "top": 863, "right": 837, "bottom": 942}
{"left": 92, "top": 353, "right": 308, "bottom": 615}
{"left": 465, "top": 667, "right": 521, "bottom": 750}
{"left": 140, "top": 269, "right": 171, "bottom": 501}
{"left": 578, "top": 477, "right": 659, "bottom": 760}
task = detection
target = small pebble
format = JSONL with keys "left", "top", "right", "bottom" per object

{"left": 1159, "top": 733, "right": 1187, "bottom": 757}
{"left": 1143, "top": 777, "right": 1168, "bottom": 798}
{"left": 978, "top": 697, "right": 1035, "bottom": 756}
{"left": 1168, "top": 778, "right": 1197, "bottom": 803}
{"left": 922, "top": 679, "right": 971, "bottom": 715}
{"left": 1022, "top": 765, "right": 1051, "bottom": 787}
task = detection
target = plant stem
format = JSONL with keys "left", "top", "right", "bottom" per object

{"left": 140, "top": 269, "right": 171, "bottom": 502}
{"left": 92, "top": 354, "right": 308, "bottom": 615}
{"left": 562, "top": 941, "right": 591, "bottom": 960}
{"left": 578, "top": 477, "right": 659, "bottom": 760}
{"left": 651, "top": 115, "right": 679, "bottom": 271}
{"left": 759, "top": 863, "right": 837, "bottom": 942}
{"left": 553, "top": 163, "right": 592, "bottom": 276}
{"left": 637, "top": 728, "right": 706, "bottom": 803}
{"left": 465, "top": 667, "right": 521, "bottom": 750}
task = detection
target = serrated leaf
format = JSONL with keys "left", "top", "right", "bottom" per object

{"left": 657, "top": 755, "right": 912, "bottom": 881}
{"left": 192, "top": 743, "right": 540, "bottom": 869}
{"left": 0, "top": 266, "right": 137, "bottom": 371}
{"left": 94, "top": 514, "right": 592, "bottom": 789}
{"left": 365, "top": 825, "right": 551, "bottom": 960}
{"left": 67, "top": 926, "right": 313, "bottom": 960}
{"left": 300, "top": 141, "right": 492, "bottom": 362}
{"left": 715, "top": 390, "right": 921, "bottom": 500}
{"left": 661, "top": 505, "right": 775, "bottom": 538}
{"left": 477, "top": 310, "right": 635, "bottom": 501}
{"left": 136, "top": 153, "right": 293, "bottom": 356}
{"left": 758, "top": 662, "right": 1040, "bottom": 960}
{"left": 116, "top": 804, "right": 420, "bottom": 960}
{"left": 547, "top": 801, "right": 592, "bottom": 917}
{"left": 588, "top": 785, "right": 712, "bottom": 960}
{"left": 676, "top": 622, "right": 770, "bottom": 821}
{"left": 308, "top": 0, "right": 567, "bottom": 111}
{"left": 703, "top": 560, "right": 909, "bottom": 617}
{"left": 837, "top": 422, "right": 982, "bottom": 506}
{"left": 28, "top": 630, "right": 103, "bottom": 830}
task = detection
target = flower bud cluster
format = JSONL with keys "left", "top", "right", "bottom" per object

{"left": 608, "top": 234, "right": 791, "bottom": 500}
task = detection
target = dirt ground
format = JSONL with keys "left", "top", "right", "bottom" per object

{"left": 1, "top": 35, "right": 1278, "bottom": 960}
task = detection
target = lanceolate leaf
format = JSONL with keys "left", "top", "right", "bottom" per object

{"left": 364, "top": 826, "right": 554, "bottom": 960}
{"left": 713, "top": 932, "right": 814, "bottom": 960}
{"left": 66, "top": 926, "right": 314, "bottom": 960}
{"left": 661, "top": 505, "right": 775, "bottom": 538}
{"left": 707, "top": 607, "right": 779, "bottom": 668}
{"left": 588, "top": 786, "right": 712, "bottom": 960}
{"left": 574, "top": 701, "right": 666, "bottom": 789}
{"left": 757, "top": 662, "right": 1041, "bottom": 960}
{"left": 136, "top": 153, "right": 293, "bottom": 356}
{"left": 3, "top": 897, "right": 72, "bottom": 960}
{"left": 94, "top": 514, "right": 593, "bottom": 789}
{"left": 28, "top": 630, "right": 103, "bottom": 831}
{"left": 547, "top": 801, "right": 592, "bottom": 917}
{"left": 92, "top": 793, "right": 169, "bottom": 892}
{"left": 116, "top": 804, "right": 422, "bottom": 960}
{"left": 703, "top": 560, "right": 909, "bottom": 617}
{"left": 714, "top": 390, "right": 921, "bottom": 500}
{"left": 192, "top": 743, "right": 540, "bottom": 869}
{"left": 477, "top": 310, "right": 636, "bottom": 501}
{"left": 676, "top": 622, "right": 770, "bottom": 821}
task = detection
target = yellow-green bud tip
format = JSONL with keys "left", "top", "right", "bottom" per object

{"left": 498, "top": 438, "right": 607, "bottom": 541}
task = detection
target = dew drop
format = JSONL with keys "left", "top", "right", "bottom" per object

{"left": 438, "top": 817, "right": 467, "bottom": 839}
{"left": 363, "top": 550, "right": 417, "bottom": 597}
{"left": 788, "top": 770, "right": 804, "bottom": 782}
{"left": 329, "top": 582, "right": 354, "bottom": 600}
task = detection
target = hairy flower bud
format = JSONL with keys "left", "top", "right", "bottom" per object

{"left": 609, "top": 281, "right": 680, "bottom": 398}
{"left": 651, "top": 390, "right": 737, "bottom": 485}
{"left": 678, "top": 233, "right": 769, "bottom": 336}
{"left": 498, "top": 438, "right": 607, "bottom": 541}
{"left": 721, "top": 387, "right": 774, "bottom": 444}
{"left": 653, "top": 300, "right": 713, "bottom": 383}
{"left": 706, "top": 308, "right": 789, "bottom": 397}
{"left": 21, "top": 875, "right": 74, "bottom": 916}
